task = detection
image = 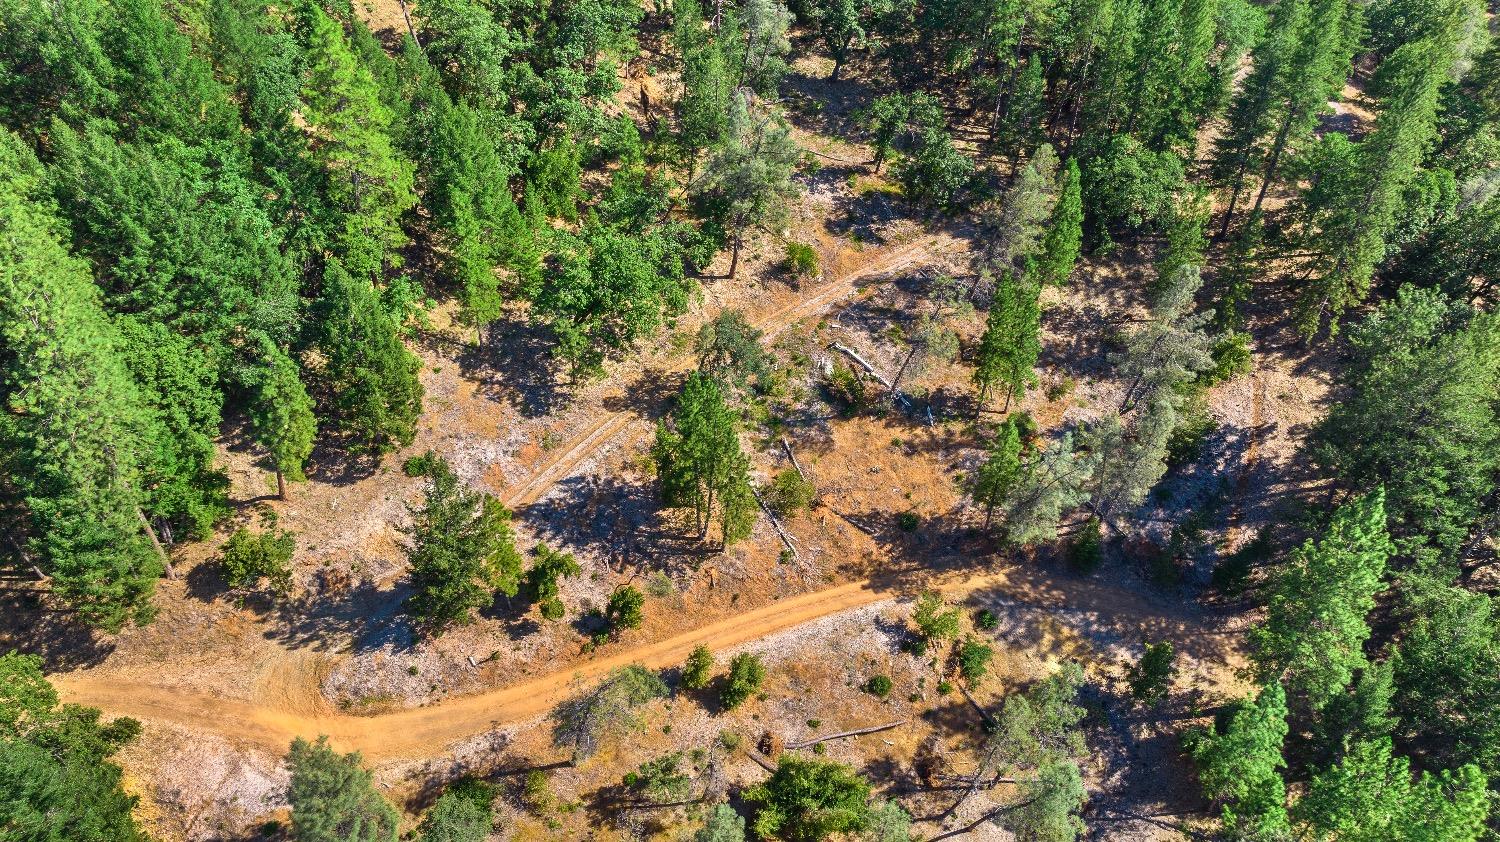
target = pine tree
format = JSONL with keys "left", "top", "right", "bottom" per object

{"left": 299, "top": 3, "right": 417, "bottom": 279}
{"left": 740, "top": 0, "right": 792, "bottom": 95}
{"left": 1001, "top": 432, "right": 1098, "bottom": 545}
{"left": 979, "top": 144, "right": 1059, "bottom": 280}
{"left": 970, "top": 418, "right": 1023, "bottom": 528}
{"left": 1294, "top": 738, "right": 1488, "bottom": 842}
{"left": 286, "top": 736, "right": 399, "bottom": 842}
{"left": 248, "top": 343, "right": 317, "bottom": 500}
{"left": 403, "top": 456, "right": 524, "bottom": 633}
{"left": 1038, "top": 158, "right": 1084, "bottom": 286}
{"left": 1187, "top": 683, "right": 1291, "bottom": 838}
{"left": 1249, "top": 491, "right": 1393, "bottom": 708}
{"left": 675, "top": 0, "right": 731, "bottom": 164}
{"left": 972, "top": 269, "right": 1042, "bottom": 414}
{"left": 318, "top": 259, "right": 424, "bottom": 451}
{"left": 525, "top": 543, "right": 581, "bottom": 620}
{"left": 0, "top": 132, "right": 162, "bottom": 630}
{"left": 652, "top": 372, "right": 757, "bottom": 547}
{"left": 1115, "top": 265, "right": 1216, "bottom": 411}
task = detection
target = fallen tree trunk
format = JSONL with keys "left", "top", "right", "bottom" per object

{"left": 751, "top": 486, "right": 799, "bottom": 559}
{"left": 137, "top": 507, "right": 175, "bottom": 580}
{"left": 829, "top": 342, "right": 893, "bottom": 391}
{"left": 787, "top": 720, "right": 906, "bottom": 750}
{"left": 960, "top": 684, "right": 995, "bottom": 727}
{"left": 745, "top": 748, "right": 777, "bottom": 772}
{"left": 780, "top": 438, "right": 809, "bottom": 483}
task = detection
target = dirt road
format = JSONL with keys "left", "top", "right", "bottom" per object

{"left": 55, "top": 577, "right": 898, "bottom": 761}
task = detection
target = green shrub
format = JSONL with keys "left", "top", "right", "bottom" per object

{"left": 1127, "top": 641, "right": 1176, "bottom": 705}
{"left": 974, "top": 609, "right": 998, "bottom": 631}
{"left": 956, "top": 638, "right": 994, "bottom": 683}
{"left": 682, "top": 645, "right": 714, "bottom": 690}
{"left": 720, "top": 653, "right": 766, "bottom": 710}
{"left": 824, "top": 362, "right": 869, "bottom": 412}
{"left": 1213, "top": 530, "right": 1271, "bottom": 595}
{"left": 764, "top": 468, "right": 817, "bottom": 516}
{"left": 1204, "top": 331, "right": 1252, "bottom": 386}
{"left": 221, "top": 523, "right": 295, "bottom": 594}
{"left": 607, "top": 585, "right": 645, "bottom": 632}
{"left": 1068, "top": 517, "right": 1104, "bottom": 572}
{"left": 863, "top": 675, "right": 893, "bottom": 698}
{"left": 785, "top": 242, "right": 819, "bottom": 277}
{"left": 522, "top": 770, "right": 551, "bottom": 812}
{"left": 896, "top": 512, "right": 920, "bottom": 531}
{"left": 402, "top": 450, "right": 441, "bottom": 477}
{"left": 1166, "top": 389, "right": 1216, "bottom": 469}
{"left": 936, "top": 680, "right": 954, "bottom": 695}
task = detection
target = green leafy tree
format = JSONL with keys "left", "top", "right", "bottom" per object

{"left": 0, "top": 133, "right": 161, "bottom": 629}
{"left": 720, "top": 652, "right": 766, "bottom": 710}
{"left": 525, "top": 544, "right": 581, "bottom": 620}
{"left": 1186, "top": 683, "right": 1291, "bottom": 838}
{"left": 1249, "top": 491, "right": 1392, "bottom": 708}
{"left": 317, "top": 259, "right": 424, "bottom": 452}
{"left": 1038, "top": 158, "right": 1083, "bottom": 286}
{"left": 299, "top": 3, "right": 417, "bottom": 278}
{"left": 695, "top": 92, "right": 800, "bottom": 278}
{"left": 550, "top": 665, "right": 668, "bottom": 760}
{"left": 607, "top": 585, "right": 646, "bottom": 633}
{"left": 403, "top": 456, "right": 524, "bottom": 633}
{"left": 0, "top": 652, "right": 149, "bottom": 842}
{"left": 970, "top": 418, "right": 1023, "bottom": 529}
{"left": 653, "top": 372, "right": 757, "bottom": 546}
{"left": 956, "top": 637, "right": 995, "bottom": 683}
{"left": 697, "top": 803, "right": 747, "bottom": 841}
{"left": 695, "top": 310, "right": 770, "bottom": 392}
{"left": 417, "top": 788, "right": 491, "bottom": 842}
{"left": 682, "top": 645, "right": 715, "bottom": 690}
{"left": 287, "top": 736, "right": 399, "bottom": 842}
{"left": 248, "top": 344, "right": 317, "bottom": 500}
{"left": 745, "top": 754, "right": 872, "bottom": 841}
{"left": 912, "top": 590, "right": 961, "bottom": 644}
{"left": 220, "top": 516, "right": 295, "bottom": 595}
{"left": 812, "top": 0, "right": 865, "bottom": 81}
{"left": 1126, "top": 642, "right": 1176, "bottom": 705}
{"left": 676, "top": 0, "right": 732, "bottom": 162}
{"left": 894, "top": 127, "right": 974, "bottom": 212}
{"left": 973, "top": 269, "right": 1042, "bottom": 414}
{"left": 1001, "top": 759, "right": 1087, "bottom": 842}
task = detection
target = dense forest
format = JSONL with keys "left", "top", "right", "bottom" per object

{"left": 2, "top": 0, "right": 1500, "bottom": 838}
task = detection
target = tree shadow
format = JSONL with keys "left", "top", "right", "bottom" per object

{"left": 453, "top": 313, "right": 570, "bottom": 418}
{"left": 600, "top": 365, "right": 682, "bottom": 419}
{"left": 0, "top": 583, "right": 116, "bottom": 671}
{"left": 261, "top": 578, "right": 414, "bottom": 655}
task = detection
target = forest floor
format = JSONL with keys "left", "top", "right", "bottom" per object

{"left": 4, "top": 12, "right": 1350, "bottom": 842}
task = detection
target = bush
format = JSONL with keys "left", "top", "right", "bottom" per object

{"left": 522, "top": 770, "right": 551, "bottom": 812}
{"left": 974, "top": 609, "right": 998, "bottom": 631}
{"left": 682, "top": 645, "right": 714, "bottom": 690}
{"left": 1068, "top": 517, "right": 1103, "bottom": 573}
{"left": 720, "top": 653, "right": 766, "bottom": 710}
{"left": 785, "top": 242, "right": 819, "bottom": 277}
{"left": 896, "top": 512, "right": 920, "bottom": 532}
{"left": 936, "top": 680, "right": 954, "bottom": 695}
{"left": 1166, "top": 389, "right": 1216, "bottom": 469}
{"left": 1127, "top": 641, "right": 1176, "bottom": 705}
{"left": 623, "top": 752, "right": 691, "bottom": 802}
{"left": 1204, "top": 331, "right": 1252, "bottom": 385}
{"left": 764, "top": 468, "right": 817, "bottom": 517}
{"left": 607, "top": 585, "right": 645, "bottom": 633}
{"left": 402, "top": 450, "right": 442, "bottom": 477}
{"left": 956, "top": 638, "right": 994, "bottom": 683}
{"left": 912, "top": 591, "right": 960, "bottom": 642}
{"left": 824, "top": 361, "right": 869, "bottom": 412}
{"left": 864, "top": 675, "right": 893, "bottom": 698}
{"left": 220, "top": 522, "right": 295, "bottom": 594}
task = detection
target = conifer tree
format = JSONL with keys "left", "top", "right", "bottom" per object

{"left": 0, "top": 132, "right": 161, "bottom": 629}
{"left": 1001, "top": 432, "right": 1098, "bottom": 545}
{"left": 525, "top": 543, "right": 581, "bottom": 621}
{"left": 1249, "top": 491, "right": 1393, "bottom": 708}
{"left": 318, "top": 259, "right": 424, "bottom": 452}
{"left": 675, "top": 0, "right": 731, "bottom": 164}
{"left": 970, "top": 418, "right": 1023, "bottom": 528}
{"left": 979, "top": 144, "right": 1059, "bottom": 280}
{"left": 248, "top": 343, "right": 317, "bottom": 500}
{"left": 1293, "top": 738, "right": 1488, "bottom": 842}
{"left": 1038, "top": 158, "right": 1084, "bottom": 286}
{"left": 973, "top": 269, "right": 1042, "bottom": 414}
{"left": 299, "top": 3, "right": 417, "bottom": 279}
{"left": 1187, "top": 683, "right": 1291, "bottom": 838}
{"left": 403, "top": 456, "right": 523, "bottom": 633}
{"left": 287, "top": 736, "right": 399, "bottom": 842}
{"left": 740, "top": 0, "right": 792, "bottom": 95}
{"left": 652, "top": 372, "right": 757, "bottom": 547}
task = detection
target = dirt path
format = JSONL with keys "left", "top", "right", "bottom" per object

{"left": 500, "top": 237, "right": 943, "bottom": 509}
{"left": 55, "top": 557, "right": 1237, "bottom": 764}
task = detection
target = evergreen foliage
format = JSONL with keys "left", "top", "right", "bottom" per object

{"left": 745, "top": 754, "right": 872, "bottom": 841}
{"left": 652, "top": 372, "right": 757, "bottom": 547}
{"left": 287, "top": 736, "right": 399, "bottom": 842}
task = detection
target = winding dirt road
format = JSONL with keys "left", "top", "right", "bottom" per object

{"left": 55, "top": 577, "right": 899, "bottom": 761}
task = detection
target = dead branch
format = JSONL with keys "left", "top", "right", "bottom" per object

{"left": 751, "top": 485, "right": 799, "bottom": 559}
{"left": 786, "top": 720, "right": 906, "bottom": 750}
{"left": 924, "top": 798, "right": 1032, "bottom": 841}
{"left": 829, "top": 342, "right": 893, "bottom": 391}
{"left": 780, "top": 438, "right": 809, "bottom": 483}
{"left": 744, "top": 748, "right": 777, "bottom": 773}
{"left": 136, "top": 507, "right": 175, "bottom": 580}
{"left": 960, "top": 684, "right": 995, "bottom": 727}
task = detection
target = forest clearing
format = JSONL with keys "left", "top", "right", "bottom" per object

{"left": 2, "top": 0, "right": 1498, "bottom": 840}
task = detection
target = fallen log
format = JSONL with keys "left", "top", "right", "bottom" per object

{"left": 787, "top": 720, "right": 906, "bottom": 750}
{"left": 744, "top": 748, "right": 777, "bottom": 773}
{"left": 829, "top": 342, "right": 893, "bottom": 391}
{"left": 137, "top": 507, "right": 176, "bottom": 580}
{"left": 779, "top": 438, "right": 809, "bottom": 483}
{"left": 751, "top": 486, "right": 799, "bottom": 559}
